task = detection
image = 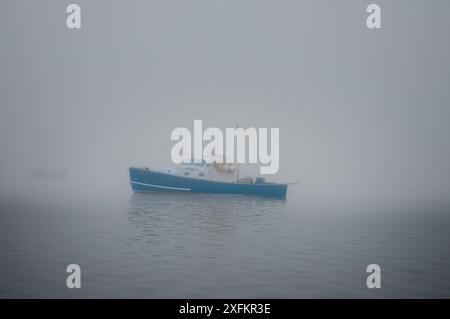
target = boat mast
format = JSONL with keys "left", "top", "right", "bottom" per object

{"left": 235, "top": 124, "right": 240, "bottom": 183}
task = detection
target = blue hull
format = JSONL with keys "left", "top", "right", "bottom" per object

{"left": 129, "top": 167, "right": 288, "bottom": 198}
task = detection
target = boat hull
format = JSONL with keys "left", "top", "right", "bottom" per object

{"left": 129, "top": 167, "right": 287, "bottom": 198}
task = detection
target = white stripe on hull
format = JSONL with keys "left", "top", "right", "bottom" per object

{"left": 131, "top": 181, "right": 191, "bottom": 191}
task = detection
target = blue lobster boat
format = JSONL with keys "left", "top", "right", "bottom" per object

{"left": 129, "top": 161, "right": 289, "bottom": 198}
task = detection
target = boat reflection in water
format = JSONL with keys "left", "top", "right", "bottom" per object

{"left": 125, "top": 192, "right": 288, "bottom": 297}
{"left": 127, "top": 192, "right": 287, "bottom": 246}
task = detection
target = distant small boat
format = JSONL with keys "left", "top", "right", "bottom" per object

{"left": 129, "top": 160, "right": 290, "bottom": 198}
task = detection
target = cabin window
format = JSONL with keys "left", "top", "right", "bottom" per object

{"left": 199, "top": 173, "right": 205, "bottom": 177}
{"left": 184, "top": 172, "right": 189, "bottom": 176}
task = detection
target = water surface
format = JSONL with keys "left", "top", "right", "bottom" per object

{"left": 1, "top": 185, "right": 449, "bottom": 298}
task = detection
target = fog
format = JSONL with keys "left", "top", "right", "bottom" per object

{"left": 1, "top": 0, "right": 450, "bottom": 207}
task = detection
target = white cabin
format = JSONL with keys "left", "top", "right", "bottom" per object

{"left": 158, "top": 159, "right": 238, "bottom": 183}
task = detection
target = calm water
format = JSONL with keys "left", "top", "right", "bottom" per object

{"left": 1, "top": 183, "right": 450, "bottom": 298}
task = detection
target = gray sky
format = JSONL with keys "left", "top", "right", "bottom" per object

{"left": 1, "top": 1, "right": 449, "bottom": 204}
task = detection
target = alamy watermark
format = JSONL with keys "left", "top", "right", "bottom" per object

{"left": 366, "top": 264, "right": 381, "bottom": 289}
{"left": 366, "top": 4, "right": 381, "bottom": 29}
{"left": 65, "top": 3, "right": 381, "bottom": 30}
{"left": 170, "top": 120, "right": 280, "bottom": 175}
{"left": 66, "top": 264, "right": 81, "bottom": 289}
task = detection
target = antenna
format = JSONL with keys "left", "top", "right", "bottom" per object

{"left": 235, "top": 125, "right": 240, "bottom": 182}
